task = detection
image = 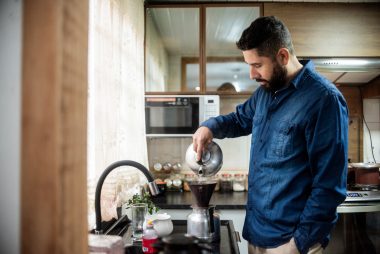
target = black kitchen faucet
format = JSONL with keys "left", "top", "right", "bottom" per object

{"left": 94, "top": 160, "right": 160, "bottom": 234}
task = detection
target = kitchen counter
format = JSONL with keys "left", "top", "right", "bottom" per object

{"left": 152, "top": 191, "right": 380, "bottom": 213}
{"left": 152, "top": 191, "right": 247, "bottom": 253}
{"left": 125, "top": 220, "right": 240, "bottom": 254}
{"left": 337, "top": 202, "right": 380, "bottom": 213}
{"left": 153, "top": 192, "right": 380, "bottom": 254}
{"left": 152, "top": 191, "right": 247, "bottom": 209}
{"left": 92, "top": 216, "right": 240, "bottom": 254}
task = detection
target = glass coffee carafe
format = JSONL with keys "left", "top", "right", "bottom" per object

{"left": 186, "top": 181, "right": 220, "bottom": 242}
{"left": 185, "top": 141, "right": 223, "bottom": 242}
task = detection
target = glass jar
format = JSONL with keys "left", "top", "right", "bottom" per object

{"left": 171, "top": 174, "right": 184, "bottom": 191}
{"left": 153, "top": 162, "right": 162, "bottom": 173}
{"left": 183, "top": 174, "right": 195, "bottom": 192}
{"left": 172, "top": 162, "right": 182, "bottom": 174}
{"left": 233, "top": 173, "right": 245, "bottom": 192}
{"left": 162, "top": 162, "right": 172, "bottom": 174}
{"left": 220, "top": 173, "right": 233, "bottom": 193}
{"left": 164, "top": 178, "right": 173, "bottom": 189}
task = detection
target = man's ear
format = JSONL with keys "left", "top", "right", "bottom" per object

{"left": 276, "top": 48, "right": 290, "bottom": 66}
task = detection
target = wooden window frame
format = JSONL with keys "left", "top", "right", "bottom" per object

{"left": 145, "top": 3, "right": 263, "bottom": 95}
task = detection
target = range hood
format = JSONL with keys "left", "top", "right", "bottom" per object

{"left": 304, "top": 58, "right": 380, "bottom": 85}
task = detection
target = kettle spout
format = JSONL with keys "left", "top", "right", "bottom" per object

{"left": 198, "top": 166, "right": 204, "bottom": 176}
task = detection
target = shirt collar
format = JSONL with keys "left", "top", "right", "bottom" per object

{"left": 291, "top": 60, "right": 314, "bottom": 89}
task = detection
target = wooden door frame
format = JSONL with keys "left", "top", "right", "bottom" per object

{"left": 21, "top": 0, "right": 88, "bottom": 253}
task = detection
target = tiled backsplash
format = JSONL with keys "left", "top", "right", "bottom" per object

{"left": 147, "top": 135, "right": 251, "bottom": 173}
{"left": 147, "top": 97, "right": 252, "bottom": 174}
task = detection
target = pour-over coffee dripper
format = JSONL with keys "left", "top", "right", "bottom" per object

{"left": 187, "top": 180, "right": 220, "bottom": 242}
{"left": 189, "top": 181, "right": 216, "bottom": 207}
{"left": 185, "top": 141, "right": 223, "bottom": 242}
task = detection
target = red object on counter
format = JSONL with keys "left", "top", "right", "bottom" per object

{"left": 142, "top": 220, "right": 158, "bottom": 254}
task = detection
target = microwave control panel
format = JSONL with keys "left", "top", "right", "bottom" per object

{"left": 200, "top": 95, "right": 220, "bottom": 122}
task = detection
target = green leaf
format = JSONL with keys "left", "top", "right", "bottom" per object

{"left": 126, "top": 192, "right": 159, "bottom": 215}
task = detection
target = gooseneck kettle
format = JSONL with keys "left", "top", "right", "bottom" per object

{"left": 185, "top": 141, "right": 223, "bottom": 177}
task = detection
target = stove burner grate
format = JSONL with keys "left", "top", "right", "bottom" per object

{"left": 347, "top": 184, "right": 380, "bottom": 192}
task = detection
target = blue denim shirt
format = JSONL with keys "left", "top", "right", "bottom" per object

{"left": 201, "top": 60, "right": 348, "bottom": 254}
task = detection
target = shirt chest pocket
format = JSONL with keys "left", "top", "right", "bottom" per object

{"left": 270, "top": 120, "right": 294, "bottom": 158}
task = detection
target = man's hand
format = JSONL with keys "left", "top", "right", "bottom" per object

{"left": 192, "top": 126, "right": 213, "bottom": 161}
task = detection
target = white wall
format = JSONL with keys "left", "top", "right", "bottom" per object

{"left": 0, "top": 0, "right": 22, "bottom": 253}
{"left": 363, "top": 99, "right": 380, "bottom": 163}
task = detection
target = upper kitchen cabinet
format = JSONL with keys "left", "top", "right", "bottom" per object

{"left": 204, "top": 6, "right": 260, "bottom": 93}
{"left": 263, "top": 3, "right": 380, "bottom": 57}
{"left": 145, "top": 3, "right": 262, "bottom": 95}
{"left": 145, "top": 7, "right": 200, "bottom": 93}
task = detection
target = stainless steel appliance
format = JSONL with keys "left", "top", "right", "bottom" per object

{"left": 345, "top": 163, "right": 380, "bottom": 202}
{"left": 346, "top": 188, "right": 380, "bottom": 202}
{"left": 145, "top": 95, "right": 219, "bottom": 137}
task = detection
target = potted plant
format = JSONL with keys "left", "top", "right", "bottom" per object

{"left": 126, "top": 192, "right": 160, "bottom": 215}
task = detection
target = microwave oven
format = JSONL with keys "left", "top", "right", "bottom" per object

{"left": 145, "top": 95, "right": 220, "bottom": 136}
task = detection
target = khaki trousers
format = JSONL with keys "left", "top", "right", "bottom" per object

{"left": 248, "top": 241, "right": 323, "bottom": 254}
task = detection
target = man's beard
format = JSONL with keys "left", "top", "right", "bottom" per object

{"left": 258, "top": 62, "right": 288, "bottom": 93}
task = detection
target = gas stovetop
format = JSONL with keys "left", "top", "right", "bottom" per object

{"left": 345, "top": 185, "right": 380, "bottom": 202}
{"left": 345, "top": 190, "right": 380, "bottom": 202}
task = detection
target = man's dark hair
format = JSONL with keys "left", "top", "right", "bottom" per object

{"left": 236, "top": 16, "right": 295, "bottom": 59}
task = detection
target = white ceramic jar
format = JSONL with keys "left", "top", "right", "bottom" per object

{"left": 144, "top": 213, "right": 173, "bottom": 237}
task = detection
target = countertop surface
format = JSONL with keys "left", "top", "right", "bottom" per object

{"left": 125, "top": 220, "right": 240, "bottom": 254}
{"left": 152, "top": 191, "right": 247, "bottom": 209}
{"left": 152, "top": 191, "right": 380, "bottom": 213}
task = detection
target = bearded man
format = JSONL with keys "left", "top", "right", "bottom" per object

{"left": 192, "top": 16, "right": 348, "bottom": 254}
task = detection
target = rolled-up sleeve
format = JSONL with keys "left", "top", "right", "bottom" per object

{"left": 294, "top": 91, "right": 349, "bottom": 254}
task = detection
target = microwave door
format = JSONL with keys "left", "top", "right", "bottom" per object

{"left": 145, "top": 97, "right": 199, "bottom": 135}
